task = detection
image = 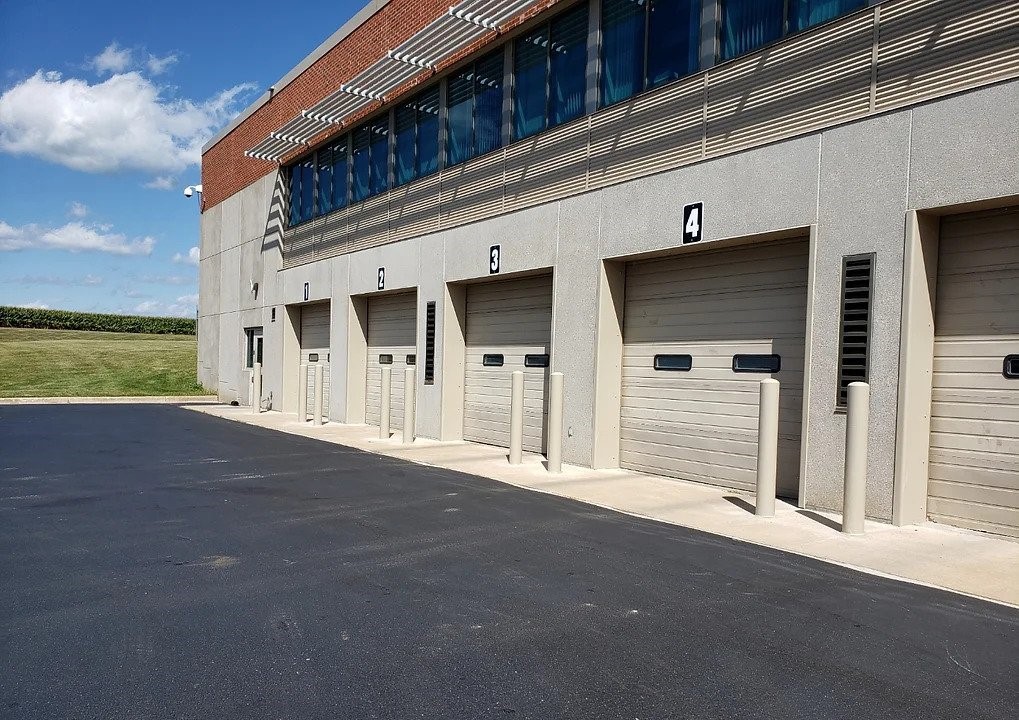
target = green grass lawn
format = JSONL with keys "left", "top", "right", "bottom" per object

{"left": 0, "top": 327, "right": 210, "bottom": 398}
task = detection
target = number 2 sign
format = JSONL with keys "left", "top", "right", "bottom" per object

{"left": 682, "top": 202, "right": 703, "bottom": 244}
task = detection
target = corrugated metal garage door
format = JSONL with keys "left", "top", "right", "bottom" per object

{"left": 928, "top": 207, "right": 1019, "bottom": 537}
{"left": 464, "top": 275, "right": 553, "bottom": 452}
{"left": 301, "top": 302, "right": 331, "bottom": 417}
{"left": 620, "top": 239, "right": 809, "bottom": 496}
{"left": 366, "top": 292, "right": 417, "bottom": 432}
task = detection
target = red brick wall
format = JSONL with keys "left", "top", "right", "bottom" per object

{"left": 201, "top": 0, "right": 564, "bottom": 211}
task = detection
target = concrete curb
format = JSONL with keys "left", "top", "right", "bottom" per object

{"left": 0, "top": 396, "right": 219, "bottom": 405}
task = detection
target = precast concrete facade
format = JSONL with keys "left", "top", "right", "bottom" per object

{"left": 200, "top": 0, "right": 1019, "bottom": 536}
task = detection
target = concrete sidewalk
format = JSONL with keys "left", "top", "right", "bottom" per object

{"left": 184, "top": 404, "right": 1019, "bottom": 607}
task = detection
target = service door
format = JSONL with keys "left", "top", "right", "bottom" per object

{"left": 366, "top": 292, "right": 417, "bottom": 432}
{"left": 928, "top": 207, "right": 1019, "bottom": 537}
{"left": 620, "top": 239, "right": 809, "bottom": 496}
{"left": 463, "top": 275, "right": 553, "bottom": 452}
{"left": 301, "top": 302, "right": 331, "bottom": 416}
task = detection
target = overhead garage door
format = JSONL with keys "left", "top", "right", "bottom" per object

{"left": 620, "top": 238, "right": 809, "bottom": 496}
{"left": 928, "top": 207, "right": 1019, "bottom": 538}
{"left": 464, "top": 275, "right": 553, "bottom": 453}
{"left": 366, "top": 292, "right": 417, "bottom": 432}
{"left": 301, "top": 302, "right": 331, "bottom": 417}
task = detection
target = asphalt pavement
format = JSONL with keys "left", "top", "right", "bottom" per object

{"left": 1, "top": 404, "right": 1016, "bottom": 719}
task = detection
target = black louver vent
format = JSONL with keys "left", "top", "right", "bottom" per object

{"left": 837, "top": 254, "right": 874, "bottom": 407}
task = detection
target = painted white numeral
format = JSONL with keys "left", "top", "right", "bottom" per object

{"left": 685, "top": 208, "right": 700, "bottom": 237}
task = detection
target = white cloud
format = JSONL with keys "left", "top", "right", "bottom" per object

{"left": 172, "top": 246, "right": 200, "bottom": 266}
{"left": 146, "top": 53, "right": 179, "bottom": 76}
{"left": 133, "top": 293, "right": 197, "bottom": 318}
{"left": 143, "top": 175, "right": 176, "bottom": 190}
{"left": 0, "top": 219, "right": 155, "bottom": 256}
{"left": 91, "top": 43, "right": 133, "bottom": 75}
{"left": 16, "top": 301, "right": 50, "bottom": 310}
{"left": 138, "top": 274, "right": 195, "bottom": 286}
{"left": 69, "top": 201, "right": 89, "bottom": 218}
{"left": 7, "top": 274, "right": 104, "bottom": 286}
{"left": 0, "top": 68, "right": 254, "bottom": 175}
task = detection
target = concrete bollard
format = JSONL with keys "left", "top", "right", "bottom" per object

{"left": 298, "top": 363, "right": 308, "bottom": 422}
{"left": 251, "top": 362, "right": 262, "bottom": 414}
{"left": 313, "top": 364, "right": 324, "bottom": 426}
{"left": 403, "top": 366, "right": 416, "bottom": 445}
{"left": 842, "top": 381, "right": 870, "bottom": 535}
{"left": 379, "top": 366, "right": 392, "bottom": 440}
{"left": 509, "top": 371, "right": 524, "bottom": 465}
{"left": 755, "top": 379, "right": 780, "bottom": 517}
{"left": 546, "top": 372, "right": 564, "bottom": 473}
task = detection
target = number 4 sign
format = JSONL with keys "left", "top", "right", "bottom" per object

{"left": 682, "top": 202, "right": 703, "bottom": 244}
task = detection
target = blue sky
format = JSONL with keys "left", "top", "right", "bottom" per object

{"left": 0, "top": 0, "right": 364, "bottom": 316}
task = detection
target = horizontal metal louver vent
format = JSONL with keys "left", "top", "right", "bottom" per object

{"left": 837, "top": 254, "right": 874, "bottom": 407}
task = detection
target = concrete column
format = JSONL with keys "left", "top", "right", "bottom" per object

{"left": 298, "top": 363, "right": 308, "bottom": 422}
{"left": 843, "top": 382, "right": 871, "bottom": 535}
{"left": 403, "top": 366, "right": 416, "bottom": 445}
{"left": 756, "top": 379, "right": 779, "bottom": 517}
{"left": 313, "top": 364, "right": 324, "bottom": 426}
{"left": 251, "top": 362, "right": 262, "bottom": 414}
{"left": 509, "top": 370, "right": 524, "bottom": 465}
{"left": 547, "top": 372, "right": 564, "bottom": 473}
{"left": 380, "top": 366, "right": 392, "bottom": 440}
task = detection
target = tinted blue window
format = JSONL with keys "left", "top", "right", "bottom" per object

{"left": 368, "top": 120, "right": 389, "bottom": 196}
{"left": 394, "top": 104, "right": 416, "bottom": 187}
{"left": 417, "top": 87, "right": 440, "bottom": 177}
{"left": 316, "top": 147, "right": 334, "bottom": 215}
{"left": 646, "top": 0, "right": 700, "bottom": 89}
{"left": 548, "top": 4, "right": 588, "bottom": 127}
{"left": 330, "top": 139, "right": 348, "bottom": 209}
{"left": 789, "top": 0, "right": 866, "bottom": 32}
{"left": 720, "top": 0, "right": 785, "bottom": 60}
{"left": 513, "top": 28, "right": 547, "bottom": 140}
{"left": 474, "top": 52, "right": 504, "bottom": 156}
{"left": 298, "top": 158, "right": 314, "bottom": 222}
{"left": 446, "top": 71, "right": 473, "bottom": 166}
{"left": 600, "top": 0, "right": 645, "bottom": 107}
{"left": 351, "top": 127, "right": 370, "bottom": 202}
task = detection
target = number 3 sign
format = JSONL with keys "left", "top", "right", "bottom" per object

{"left": 489, "top": 245, "right": 501, "bottom": 274}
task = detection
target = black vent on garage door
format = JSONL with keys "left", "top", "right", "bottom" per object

{"left": 837, "top": 254, "right": 874, "bottom": 408}
{"left": 424, "top": 301, "right": 436, "bottom": 385}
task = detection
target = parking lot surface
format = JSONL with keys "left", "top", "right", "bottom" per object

{"left": 1, "top": 404, "right": 1017, "bottom": 719}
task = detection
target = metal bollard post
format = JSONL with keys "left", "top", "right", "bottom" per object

{"left": 509, "top": 371, "right": 524, "bottom": 465}
{"left": 379, "top": 366, "right": 392, "bottom": 440}
{"left": 251, "top": 362, "right": 262, "bottom": 414}
{"left": 403, "top": 366, "right": 416, "bottom": 445}
{"left": 755, "top": 379, "right": 780, "bottom": 517}
{"left": 546, "top": 372, "right": 564, "bottom": 473}
{"left": 297, "top": 363, "right": 308, "bottom": 422}
{"left": 313, "top": 364, "right": 324, "bottom": 426}
{"left": 842, "top": 381, "right": 870, "bottom": 535}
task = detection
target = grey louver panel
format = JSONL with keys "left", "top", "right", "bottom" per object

{"left": 837, "top": 254, "right": 874, "bottom": 407}
{"left": 278, "top": 0, "right": 1019, "bottom": 267}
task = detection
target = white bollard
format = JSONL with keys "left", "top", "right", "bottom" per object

{"left": 313, "top": 363, "right": 324, "bottom": 426}
{"left": 546, "top": 372, "right": 564, "bottom": 473}
{"left": 842, "top": 381, "right": 870, "bottom": 535}
{"left": 297, "top": 363, "right": 308, "bottom": 422}
{"left": 509, "top": 370, "right": 524, "bottom": 465}
{"left": 755, "top": 379, "right": 780, "bottom": 517}
{"left": 379, "top": 366, "right": 392, "bottom": 440}
{"left": 251, "top": 362, "right": 262, "bottom": 414}
{"left": 403, "top": 366, "right": 416, "bottom": 445}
